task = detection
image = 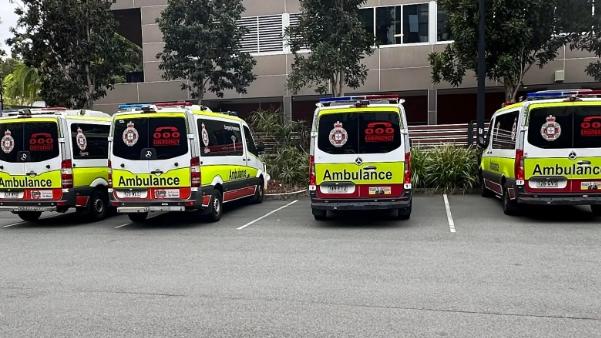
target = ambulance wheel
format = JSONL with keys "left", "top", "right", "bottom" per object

{"left": 87, "top": 190, "right": 109, "bottom": 221}
{"left": 591, "top": 205, "right": 601, "bottom": 217}
{"left": 480, "top": 174, "right": 494, "bottom": 198}
{"left": 502, "top": 186, "right": 520, "bottom": 216}
{"left": 17, "top": 211, "right": 41, "bottom": 222}
{"left": 128, "top": 213, "right": 148, "bottom": 223}
{"left": 395, "top": 207, "right": 412, "bottom": 220}
{"left": 312, "top": 208, "right": 327, "bottom": 220}
{"left": 252, "top": 180, "right": 264, "bottom": 204}
{"left": 206, "top": 190, "right": 223, "bottom": 222}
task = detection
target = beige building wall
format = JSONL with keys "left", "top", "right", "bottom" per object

{"left": 96, "top": 0, "right": 600, "bottom": 123}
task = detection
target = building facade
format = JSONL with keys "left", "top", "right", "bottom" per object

{"left": 97, "top": 0, "right": 600, "bottom": 125}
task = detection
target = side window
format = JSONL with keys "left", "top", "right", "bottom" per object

{"left": 492, "top": 111, "right": 518, "bottom": 150}
{"left": 198, "top": 119, "right": 243, "bottom": 157}
{"left": 71, "top": 123, "right": 110, "bottom": 160}
{"left": 243, "top": 126, "right": 258, "bottom": 156}
{"left": 484, "top": 118, "right": 494, "bottom": 148}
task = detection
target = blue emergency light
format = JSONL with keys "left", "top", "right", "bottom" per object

{"left": 118, "top": 103, "right": 153, "bottom": 111}
{"left": 319, "top": 95, "right": 400, "bottom": 105}
{"left": 526, "top": 89, "right": 594, "bottom": 100}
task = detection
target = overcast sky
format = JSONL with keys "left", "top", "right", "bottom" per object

{"left": 0, "top": 1, "right": 21, "bottom": 56}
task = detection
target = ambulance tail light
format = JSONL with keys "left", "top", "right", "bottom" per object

{"left": 404, "top": 152, "right": 412, "bottom": 190}
{"left": 107, "top": 160, "right": 113, "bottom": 188}
{"left": 515, "top": 149, "right": 525, "bottom": 185}
{"left": 191, "top": 157, "right": 201, "bottom": 187}
{"left": 309, "top": 155, "right": 316, "bottom": 191}
{"left": 61, "top": 159, "right": 73, "bottom": 189}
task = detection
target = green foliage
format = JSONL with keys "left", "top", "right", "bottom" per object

{"left": 3, "top": 62, "right": 41, "bottom": 106}
{"left": 285, "top": 0, "right": 374, "bottom": 97}
{"left": 157, "top": 0, "right": 256, "bottom": 102}
{"left": 429, "top": 0, "right": 569, "bottom": 103}
{"left": 248, "top": 110, "right": 310, "bottom": 187}
{"left": 8, "top": 0, "right": 138, "bottom": 108}
{"left": 412, "top": 146, "right": 479, "bottom": 193}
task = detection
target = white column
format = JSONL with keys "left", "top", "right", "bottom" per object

{"left": 429, "top": 1, "right": 437, "bottom": 43}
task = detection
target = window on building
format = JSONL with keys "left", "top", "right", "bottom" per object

{"left": 239, "top": 15, "right": 284, "bottom": 54}
{"left": 359, "top": 8, "right": 375, "bottom": 37}
{"left": 437, "top": 8, "right": 453, "bottom": 41}
{"left": 374, "top": 4, "right": 429, "bottom": 45}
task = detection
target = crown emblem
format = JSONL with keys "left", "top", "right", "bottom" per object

{"left": 127, "top": 122, "right": 135, "bottom": 128}
{"left": 546, "top": 115, "right": 556, "bottom": 123}
{"left": 4, "top": 130, "right": 11, "bottom": 136}
{"left": 334, "top": 121, "right": 343, "bottom": 128}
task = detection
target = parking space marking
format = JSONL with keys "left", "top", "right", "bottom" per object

{"left": 443, "top": 194, "right": 456, "bottom": 233}
{"left": 3, "top": 221, "right": 25, "bottom": 228}
{"left": 237, "top": 200, "right": 298, "bottom": 230}
{"left": 114, "top": 223, "right": 131, "bottom": 229}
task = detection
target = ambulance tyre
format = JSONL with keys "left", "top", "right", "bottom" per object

{"left": 312, "top": 208, "right": 327, "bottom": 220}
{"left": 87, "top": 190, "right": 109, "bottom": 221}
{"left": 480, "top": 173, "right": 494, "bottom": 198}
{"left": 128, "top": 212, "right": 148, "bottom": 223}
{"left": 206, "top": 190, "right": 223, "bottom": 222}
{"left": 395, "top": 206, "right": 412, "bottom": 220}
{"left": 252, "top": 179, "right": 264, "bottom": 204}
{"left": 17, "top": 211, "right": 42, "bottom": 222}
{"left": 591, "top": 205, "right": 601, "bottom": 217}
{"left": 502, "top": 185, "right": 520, "bottom": 216}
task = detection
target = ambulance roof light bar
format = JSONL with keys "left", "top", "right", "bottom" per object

{"left": 526, "top": 89, "right": 601, "bottom": 100}
{"left": 118, "top": 101, "right": 193, "bottom": 111}
{"left": 318, "top": 95, "right": 401, "bottom": 107}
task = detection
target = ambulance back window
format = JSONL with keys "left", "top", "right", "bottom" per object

{"left": 318, "top": 112, "right": 402, "bottom": 154}
{"left": 0, "top": 121, "right": 60, "bottom": 163}
{"left": 112, "top": 117, "right": 188, "bottom": 160}
{"left": 528, "top": 106, "right": 601, "bottom": 149}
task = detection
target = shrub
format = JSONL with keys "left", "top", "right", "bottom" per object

{"left": 412, "top": 145, "right": 479, "bottom": 193}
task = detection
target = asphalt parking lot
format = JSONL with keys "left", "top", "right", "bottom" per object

{"left": 1, "top": 194, "right": 601, "bottom": 337}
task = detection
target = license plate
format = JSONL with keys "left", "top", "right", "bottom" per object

{"left": 529, "top": 179, "right": 566, "bottom": 189}
{"left": 154, "top": 189, "right": 180, "bottom": 199}
{"left": 0, "top": 191, "right": 23, "bottom": 199}
{"left": 369, "top": 186, "right": 392, "bottom": 196}
{"left": 116, "top": 190, "right": 148, "bottom": 199}
{"left": 321, "top": 184, "right": 355, "bottom": 194}
{"left": 31, "top": 190, "right": 53, "bottom": 200}
{"left": 581, "top": 181, "right": 601, "bottom": 191}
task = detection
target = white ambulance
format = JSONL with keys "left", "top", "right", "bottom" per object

{"left": 109, "top": 102, "right": 268, "bottom": 222}
{"left": 309, "top": 95, "right": 412, "bottom": 220}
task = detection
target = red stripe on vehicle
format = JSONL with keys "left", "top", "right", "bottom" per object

{"left": 223, "top": 186, "right": 256, "bottom": 202}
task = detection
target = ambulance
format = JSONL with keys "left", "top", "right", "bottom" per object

{"left": 480, "top": 89, "right": 601, "bottom": 215}
{"left": 109, "top": 102, "right": 268, "bottom": 222}
{"left": 0, "top": 108, "right": 112, "bottom": 222}
{"left": 309, "top": 95, "right": 412, "bottom": 220}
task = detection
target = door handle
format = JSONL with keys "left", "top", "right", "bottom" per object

{"left": 151, "top": 170, "right": 164, "bottom": 175}
{"left": 364, "top": 166, "right": 377, "bottom": 170}
{"left": 578, "top": 160, "right": 592, "bottom": 165}
{"left": 27, "top": 171, "right": 37, "bottom": 176}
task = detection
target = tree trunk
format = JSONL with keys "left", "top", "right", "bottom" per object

{"left": 197, "top": 80, "right": 205, "bottom": 105}
{"left": 503, "top": 77, "right": 517, "bottom": 104}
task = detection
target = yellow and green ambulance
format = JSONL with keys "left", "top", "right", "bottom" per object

{"left": 0, "top": 108, "right": 112, "bottom": 222}
{"left": 109, "top": 102, "right": 268, "bottom": 223}
{"left": 480, "top": 90, "right": 601, "bottom": 215}
{"left": 309, "top": 95, "right": 412, "bottom": 220}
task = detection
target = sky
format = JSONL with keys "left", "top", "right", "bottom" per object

{"left": 0, "top": 0, "right": 21, "bottom": 56}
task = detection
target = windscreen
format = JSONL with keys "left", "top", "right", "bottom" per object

{"left": 0, "top": 121, "right": 60, "bottom": 163}
{"left": 528, "top": 106, "right": 601, "bottom": 149}
{"left": 112, "top": 116, "right": 188, "bottom": 160}
{"left": 317, "top": 112, "right": 402, "bottom": 154}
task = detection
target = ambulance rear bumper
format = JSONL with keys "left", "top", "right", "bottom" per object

{"left": 0, "top": 190, "right": 76, "bottom": 212}
{"left": 311, "top": 194, "right": 412, "bottom": 211}
{"left": 117, "top": 206, "right": 187, "bottom": 213}
{"left": 111, "top": 190, "right": 204, "bottom": 213}
{"left": 517, "top": 194, "right": 601, "bottom": 205}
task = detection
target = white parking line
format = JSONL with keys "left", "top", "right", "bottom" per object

{"left": 443, "top": 194, "right": 456, "bottom": 233}
{"left": 237, "top": 200, "right": 298, "bottom": 230}
{"left": 3, "top": 221, "right": 25, "bottom": 228}
{"left": 114, "top": 223, "right": 131, "bottom": 229}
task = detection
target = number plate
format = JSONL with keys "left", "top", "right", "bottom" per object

{"left": 529, "top": 179, "right": 566, "bottom": 189}
{"left": 154, "top": 189, "right": 180, "bottom": 199}
{"left": 0, "top": 191, "right": 23, "bottom": 199}
{"left": 581, "top": 181, "right": 601, "bottom": 191}
{"left": 116, "top": 190, "right": 148, "bottom": 199}
{"left": 369, "top": 186, "right": 392, "bottom": 196}
{"left": 321, "top": 184, "right": 355, "bottom": 194}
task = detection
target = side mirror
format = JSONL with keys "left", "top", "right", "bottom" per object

{"left": 256, "top": 142, "right": 265, "bottom": 154}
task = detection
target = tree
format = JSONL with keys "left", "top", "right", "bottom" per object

{"left": 8, "top": 0, "right": 138, "bottom": 108}
{"left": 157, "top": 0, "right": 256, "bottom": 103}
{"left": 3, "top": 62, "right": 41, "bottom": 106}
{"left": 286, "top": 0, "right": 374, "bottom": 97}
{"left": 429, "top": 0, "right": 569, "bottom": 103}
